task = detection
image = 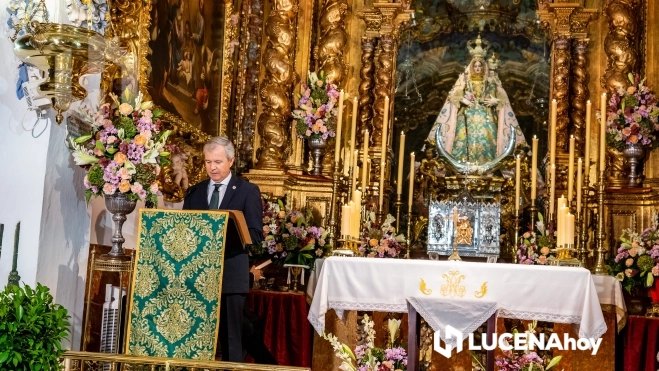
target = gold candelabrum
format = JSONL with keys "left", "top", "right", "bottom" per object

{"left": 578, "top": 170, "right": 592, "bottom": 267}
{"left": 512, "top": 210, "right": 520, "bottom": 263}
{"left": 335, "top": 236, "right": 361, "bottom": 256}
{"left": 328, "top": 161, "right": 342, "bottom": 248}
{"left": 13, "top": 22, "right": 110, "bottom": 124}
{"left": 593, "top": 170, "right": 608, "bottom": 275}
{"left": 406, "top": 211, "right": 413, "bottom": 259}
{"left": 447, "top": 231, "right": 462, "bottom": 261}
{"left": 528, "top": 200, "right": 538, "bottom": 238}
{"left": 394, "top": 193, "right": 403, "bottom": 233}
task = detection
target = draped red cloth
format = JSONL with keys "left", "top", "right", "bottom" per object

{"left": 247, "top": 290, "right": 312, "bottom": 367}
{"left": 624, "top": 315, "right": 659, "bottom": 371}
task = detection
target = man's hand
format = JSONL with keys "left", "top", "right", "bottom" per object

{"left": 250, "top": 266, "right": 263, "bottom": 281}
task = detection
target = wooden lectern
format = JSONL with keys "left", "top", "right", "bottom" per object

{"left": 222, "top": 210, "right": 252, "bottom": 246}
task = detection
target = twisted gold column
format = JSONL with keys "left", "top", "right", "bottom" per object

{"left": 358, "top": 37, "right": 376, "bottom": 141}
{"left": 570, "top": 39, "right": 589, "bottom": 154}
{"left": 601, "top": 0, "right": 640, "bottom": 93}
{"left": 552, "top": 36, "right": 571, "bottom": 154}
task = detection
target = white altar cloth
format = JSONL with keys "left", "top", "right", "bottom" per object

{"left": 308, "top": 257, "right": 607, "bottom": 340}
{"left": 591, "top": 275, "right": 627, "bottom": 330}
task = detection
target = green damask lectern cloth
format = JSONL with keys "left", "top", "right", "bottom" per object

{"left": 126, "top": 209, "right": 228, "bottom": 359}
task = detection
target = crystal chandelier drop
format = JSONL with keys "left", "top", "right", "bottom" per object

{"left": 395, "top": 17, "right": 422, "bottom": 107}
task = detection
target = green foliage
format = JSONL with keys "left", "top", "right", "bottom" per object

{"left": 0, "top": 283, "right": 70, "bottom": 371}
{"left": 637, "top": 255, "right": 655, "bottom": 272}
{"left": 114, "top": 116, "right": 137, "bottom": 138}
{"left": 87, "top": 164, "right": 105, "bottom": 188}
{"left": 134, "top": 163, "right": 156, "bottom": 186}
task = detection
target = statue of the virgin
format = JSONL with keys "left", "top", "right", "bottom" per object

{"left": 428, "top": 35, "right": 525, "bottom": 173}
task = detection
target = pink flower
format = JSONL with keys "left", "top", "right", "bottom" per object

{"left": 622, "top": 127, "right": 632, "bottom": 136}
{"left": 318, "top": 238, "right": 326, "bottom": 246}
{"left": 625, "top": 258, "right": 635, "bottom": 267}
{"left": 629, "top": 247, "right": 638, "bottom": 257}
{"left": 150, "top": 183, "right": 159, "bottom": 194}
{"left": 540, "top": 246, "right": 550, "bottom": 255}
{"left": 320, "top": 125, "right": 328, "bottom": 133}
{"left": 118, "top": 167, "right": 131, "bottom": 180}
{"left": 305, "top": 129, "right": 312, "bottom": 136}
{"left": 103, "top": 183, "right": 116, "bottom": 195}
{"left": 625, "top": 268, "right": 635, "bottom": 277}
{"left": 316, "top": 80, "right": 324, "bottom": 87}
{"left": 523, "top": 232, "right": 531, "bottom": 239}
{"left": 103, "top": 119, "right": 113, "bottom": 128}
{"left": 130, "top": 182, "right": 143, "bottom": 194}
{"left": 106, "top": 135, "right": 117, "bottom": 144}
{"left": 652, "top": 265, "right": 659, "bottom": 276}
{"left": 94, "top": 147, "right": 104, "bottom": 156}
{"left": 627, "top": 86, "right": 637, "bottom": 94}
{"left": 315, "top": 248, "right": 323, "bottom": 257}
{"left": 140, "top": 130, "right": 152, "bottom": 139}
{"left": 118, "top": 103, "right": 134, "bottom": 116}
{"left": 83, "top": 175, "right": 91, "bottom": 189}
{"left": 537, "top": 255, "right": 547, "bottom": 264}
{"left": 142, "top": 109, "right": 153, "bottom": 118}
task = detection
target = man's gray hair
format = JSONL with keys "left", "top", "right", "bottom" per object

{"left": 203, "top": 136, "right": 236, "bottom": 159}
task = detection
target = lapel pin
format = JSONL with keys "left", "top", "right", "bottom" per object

{"left": 232, "top": 186, "right": 236, "bottom": 189}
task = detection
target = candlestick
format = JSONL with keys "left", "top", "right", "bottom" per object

{"left": 600, "top": 93, "right": 607, "bottom": 173}
{"left": 549, "top": 164, "right": 556, "bottom": 219}
{"left": 594, "top": 170, "right": 607, "bottom": 274}
{"left": 351, "top": 150, "right": 359, "bottom": 198}
{"left": 568, "top": 135, "right": 575, "bottom": 202}
{"left": 349, "top": 97, "right": 357, "bottom": 164}
{"left": 379, "top": 161, "right": 386, "bottom": 210}
{"left": 585, "top": 100, "right": 591, "bottom": 176}
{"left": 382, "top": 96, "right": 389, "bottom": 160}
{"left": 8, "top": 222, "right": 21, "bottom": 286}
{"left": 576, "top": 158, "right": 582, "bottom": 210}
{"left": 550, "top": 99, "right": 557, "bottom": 166}
{"left": 328, "top": 161, "right": 342, "bottom": 247}
{"left": 408, "top": 152, "right": 415, "bottom": 213}
{"left": 515, "top": 155, "right": 521, "bottom": 213}
{"left": 531, "top": 136, "right": 538, "bottom": 200}
{"left": 397, "top": 131, "right": 406, "bottom": 195}
{"left": 366, "top": 158, "right": 371, "bottom": 190}
{"left": 362, "top": 130, "right": 369, "bottom": 192}
{"left": 334, "top": 90, "right": 345, "bottom": 164}
{"left": 394, "top": 193, "right": 403, "bottom": 232}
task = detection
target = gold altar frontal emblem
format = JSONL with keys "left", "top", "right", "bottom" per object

{"left": 455, "top": 219, "right": 473, "bottom": 245}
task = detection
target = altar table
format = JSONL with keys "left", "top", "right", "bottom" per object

{"left": 247, "top": 290, "right": 312, "bottom": 367}
{"left": 308, "top": 257, "right": 607, "bottom": 340}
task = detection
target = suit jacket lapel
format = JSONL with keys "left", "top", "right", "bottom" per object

{"left": 199, "top": 179, "right": 210, "bottom": 209}
{"left": 219, "top": 173, "right": 238, "bottom": 209}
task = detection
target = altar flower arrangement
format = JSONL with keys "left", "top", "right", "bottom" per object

{"left": 359, "top": 213, "right": 406, "bottom": 258}
{"left": 70, "top": 90, "right": 171, "bottom": 204}
{"left": 292, "top": 71, "right": 338, "bottom": 140}
{"left": 605, "top": 73, "right": 659, "bottom": 150}
{"left": 259, "top": 197, "right": 328, "bottom": 266}
{"left": 322, "top": 314, "right": 407, "bottom": 371}
{"left": 493, "top": 321, "right": 562, "bottom": 371}
{"left": 608, "top": 225, "right": 659, "bottom": 293}
{"left": 517, "top": 214, "right": 556, "bottom": 265}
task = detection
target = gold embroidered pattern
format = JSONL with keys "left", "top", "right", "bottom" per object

{"left": 127, "top": 210, "right": 228, "bottom": 360}
{"left": 440, "top": 270, "right": 466, "bottom": 298}
{"left": 419, "top": 278, "right": 433, "bottom": 295}
{"left": 474, "top": 282, "right": 488, "bottom": 298}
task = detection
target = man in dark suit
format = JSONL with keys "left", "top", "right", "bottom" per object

{"left": 183, "top": 136, "right": 263, "bottom": 362}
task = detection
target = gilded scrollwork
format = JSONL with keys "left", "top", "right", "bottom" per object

{"left": 570, "top": 39, "right": 589, "bottom": 154}
{"left": 358, "top": 37, "right": 376, "bottom": 142}
{"left": 372, "top": 36, "right": 395, "bottom": 149}
{"left": 601, "top": 0, "right": 640, "bottom": 94}
{"left": 552, "top": 36, "right": 571, "bottom": 154}
{"left": 255, "top": 0, "right": 298, "bottom": 170}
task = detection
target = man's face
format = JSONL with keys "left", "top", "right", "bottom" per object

{"left": 204, "top": 145, "right": 234, "bottom": 182}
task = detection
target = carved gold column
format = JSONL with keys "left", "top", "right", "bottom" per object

{"left": 601, "top": 0, "right": 640, "bottom": 94}
{"left": 318, "top": 0, "right": 349, "bottom": 176}
{"left": 552, "top": 36, "right": 571, "bottom": 154}
{"left": 570, "top": 39, "right": 589, "bottom": 154}
{"left": 255, "top": 0, "right": 298, "bottom": 171}
{"left": 357, "top": 36, "right": 376, "bottom": 142}
{"left": 372, "top": 35, "right": 395, "bottom": 149}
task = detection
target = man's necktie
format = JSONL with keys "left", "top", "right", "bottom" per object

{"left": 209, "top": 183, "right": 221, "bottom": 209}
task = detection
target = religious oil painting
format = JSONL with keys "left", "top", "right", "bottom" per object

{"left": 393, "top": 0, "right": 550, "bottom": 203}
{"left": 147, "top": 0, "right": 227, "bottom": 136}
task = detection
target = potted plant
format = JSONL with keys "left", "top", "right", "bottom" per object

{"left": 0, "top": 283, "right": 71, "bottom": 370}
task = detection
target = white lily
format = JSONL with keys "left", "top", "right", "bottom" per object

{"left": 124, "top": 159, "right": 137, "bottom": 175}
{"left": 141, "top": 130, "right": 171, "bottom": 164}
{"left": 70, "top": 139, "right": 99, "bottom": 165}
{"left": 117, "top": 128, "right": 125, "bottom": 140}
{"left": 387, "top": 318, "right": 401, "bottom": 345}
{"left": 134, "top": 91, "right": 143, "bottom": 111}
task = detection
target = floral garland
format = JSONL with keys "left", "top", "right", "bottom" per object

{"left": 70, "top": 90, "right": 171, "bottom": 204}
{"left": 360, "top": 213, "right": 405, "bottom": 258}
{"left": 605, "top": 73, "right": 659, "bottom": 150}
{"left": 292, "top": 71, "right": 338, "bottom": 141}
{"left": 258, "top": 197, "right": 328, "bottom": 267}
{"left": 322, "top": 314, "right": 407, "bottom": 371}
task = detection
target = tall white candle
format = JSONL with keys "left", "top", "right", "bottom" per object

{"left": 397, "top": 131, "right": 406, "bottom": 195}
{"left": 408, "top": 152, "right": 415, "bottom": 213}
{"left": 576, "top": 158, "right": 583, "bottom": 210}
{"left": 341, "top": 204, "right": 350, "bottom": 237}
{"left": 349, "top": 97, "right": 358, "bottom": 166}
{"left": 515, "top": 155, "right": 521, "bottom": 213}
{"left": 382, "top": 96, "right": 389, "bottom": 160}
{"left": 600, "top": 93, "right": 607, "bottom": 172}
{"left": 351, "top": 150, "right": 359, "bottom": 198}
{"left": 531, "top": 136, "right": 538, "bottom": 200}
{"left": 549, "top": 164, "right": 556, "bottom": 217}
{"left": 362, "top": 130, "right": 369, "bottom": 191}
{"left": 568, "top": 135, "right": 575, "bottom": 202}
{"left": 334, "top": 90, "right": 345, "bottom": 164}
{"left": 585, "top": 100, "right": 591, "bottom": 179}
{"left": 566, "top": 212, "right": 575, "bottom": 246}
{"left": 550, "top": 99, "right": 557, "bottom": 166}
{"left": 379, "top": 161, "right": 386, "bottom": 209}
